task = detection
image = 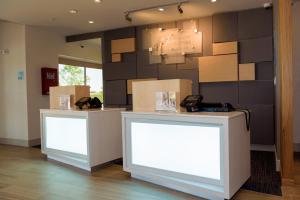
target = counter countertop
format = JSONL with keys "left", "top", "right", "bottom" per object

{"left": 121, "top": 111, "right": 244, "bottom": 119}
{"left": 41, "top": 108, "right": 126, "bottom": 114}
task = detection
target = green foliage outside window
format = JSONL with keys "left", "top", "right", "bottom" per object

{"left": 59, "top": 65, "right": 85, "bottom": 85}
{"left": 59, "top": 64, "right": 103, "bottom": 103}
{"left": 90, "top": 91, "right": 104, "bottom": 102}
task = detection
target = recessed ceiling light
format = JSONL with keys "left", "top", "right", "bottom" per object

{"left": 69, "top": 9, "right": 78, "bottom": 14}
{"left": 94, "top": 0, "right": 102, "bottom": 3}
{"left": 158, "top": 8, "right": 165, "bottom": 12}
{"left": 211, "top": 0, "right": 217, "bottom": 2}
{"left": 88, "top": 20, "right": 94, "bottom": 24}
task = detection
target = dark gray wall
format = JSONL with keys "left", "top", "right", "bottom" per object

{"left": 102, "top": 8, "right": 275, "bottom": 145}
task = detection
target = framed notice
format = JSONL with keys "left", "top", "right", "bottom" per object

{"left": 59, "top": 95, "right": 71, "bottom": 110}
{"left": 155, "top": 91, "right": 177, "bottom": 112}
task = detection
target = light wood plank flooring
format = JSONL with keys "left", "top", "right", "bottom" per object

{"left": 0, "top": 145, "right": 299, "bottom": 200}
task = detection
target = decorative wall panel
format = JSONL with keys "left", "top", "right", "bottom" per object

{"left": 239, "top": 36, "right": 273, "bottom": 63}
{"left": 199, "top": 82, "right": 239, "bottom": 106}
{"left": 239, "top": 63, "right": 255, "bottom": 81}
{"left": 112, "top": 54, "right": 121, "bottom": 62}
{"left": 240, "top": 105, "right": 275, "bottom": 145}
{"left": 98, "top": 8, "right": 275, "bottom": 145}
{"left": 238, "top": 81, "right": 274, "bottom": 105}
{"left": 256, "top": 61, "right": 274, "bottom": 80}
{"left": 213, "top": 41, "right": 238, "bottom": 55}
{"left": 142, "top": 20, "right": 203, "bottom": 64}
{"left": 213, "top": 12, "right": 238, "bottom": 43}
{"left": 105, "top": 80, "right": 127, "bottom": 105}
{"left": 238, "top": 8, "right": 273, "bottom": 40}
{"left": 198, "top": 54, "right": 238, "bottom": 82}
{"left": 111, "top": 38, "right": 135, "bottom": 53}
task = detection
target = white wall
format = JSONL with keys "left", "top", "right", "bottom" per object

{"left": 25, "top": 26, "right": 102, "bottom": 141}
{"left": 0, "top": 21, "right": 29, "bottom": 142}
{"left": 25, "top": 26, "right": 65, "bottom": 141}
{"left": 0, "top": 21, "right": 102, "bottom": 145}
{"left": 293, "top": 2, "right": 300, "bottom": 145}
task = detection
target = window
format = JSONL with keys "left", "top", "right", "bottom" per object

{"left": 86, "top": 68, "right": 103, "bottom": 102}
{"left": 58, "top": 64, "right": 103, "bottom": 102}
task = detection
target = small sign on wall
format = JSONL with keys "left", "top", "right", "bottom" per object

{"left": 17, "top": 70, "right": 25, "bottom": 80}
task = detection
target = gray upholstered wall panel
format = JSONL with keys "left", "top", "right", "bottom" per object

{"left": 127, "top": 94, "right": 133, "bottom": 105}
{"left": 158, "top": 64, "right": 177, "bottom": 80}
{"left": 238, "top": 8, "right": 273, "bottom": 40}
{"left": 213, "top": 12, "right": 238, "bottom": 43}
{"left": 198, "top": 16, "right": 213, "bottom": 56}
{"left": 256, "top": 62, "right": 274, "bottom": 81}
{"left": 103, "top": 27, "right": 136, "bottom": 64}
{"left": 103, "top": 62, "right": 137, "bottom": 81}
{"left": 136, "top": 26, "right": 159, "bottom": 78}
{"left": 245, "top": 105, "right": 275, "bottom": 145}
{"left": 199, "top": 82, "right": 239, "bottom": 106}
{"left": 104, "top": 80, "right": 127, "bottom": 105}
{"left": 136, "top": 50, "right": 158, "bottom": 78}
{"left": 239, "top": 36, "right": 273, "bottom": 63}
{"left": 238, "top": 81, "right": 274, "bottom": 105}
{"left": 102, "top": 38, "right": 111, "bottom": 64}
{"left": 102, "top": 27, "right": 137, "bottom": 81}
{"left": 122, "top": 52, "right": 137, "bottom": 63}
{"left": 177, "top": 68, "right": 199, "bottom": 94}
{"left": 177, "top": 57, "right": 198, "bottom": 70}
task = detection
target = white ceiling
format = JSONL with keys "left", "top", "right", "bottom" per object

{"left": 0, "top": 0, "right": 272, "bottom": 36}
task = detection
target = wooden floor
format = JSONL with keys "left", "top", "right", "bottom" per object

{"left": 0, "top": 145, "right": 299, "bottom": 200}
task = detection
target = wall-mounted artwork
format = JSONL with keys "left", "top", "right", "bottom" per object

{"left": 142, "top": 20, "right": 202, "bottom": 64}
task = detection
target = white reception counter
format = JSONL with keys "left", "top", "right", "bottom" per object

{"left": 40, "top": 108, "right": 125, "bottom": 171}
{"left": 122, "top": 111, "right": 250, "bottom": 200}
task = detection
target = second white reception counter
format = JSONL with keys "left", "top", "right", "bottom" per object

{"left": 122, "top": 111, "right": 250, "bottom": 200}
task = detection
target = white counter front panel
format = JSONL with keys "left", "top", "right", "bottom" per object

{"left": 45, "top": 116, "right": 88, "bottom": 155}
{"left": 123, "top": 111, "right": 250, "bottom": 199}
{"left": 131, "top": 121, "right": 221, "bottom": 181}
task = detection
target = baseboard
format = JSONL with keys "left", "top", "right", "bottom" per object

{"left": 0, "top": 138, "right": 41, "bottom": 147}
{"left": 294, "top": 143, "right": 300, "bottom": 152}
{"left": 250, "top": 144, "right": 276, "bottom": 152}
{"left": 0, "top": 138, "right": 29, "bottom": 147}
{"left": 28, "top": 138, "right": 41, "bottom": 147}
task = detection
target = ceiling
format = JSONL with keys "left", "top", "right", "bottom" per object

{"left": 0, "top": 0, "right": 272, "bottom": 36}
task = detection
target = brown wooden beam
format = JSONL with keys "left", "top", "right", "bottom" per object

{"left": 278, "top": 0, "right": 294, "bottom": 183}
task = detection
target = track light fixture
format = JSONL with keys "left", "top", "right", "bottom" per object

{"left": 124, "top": 1, "right": 189, "bottom": 22}
{"left": 125, "top": 12, "right": 132, "bottom": 22}
{"left": 177, "top": 3, "right": 183, "bottom": 14}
